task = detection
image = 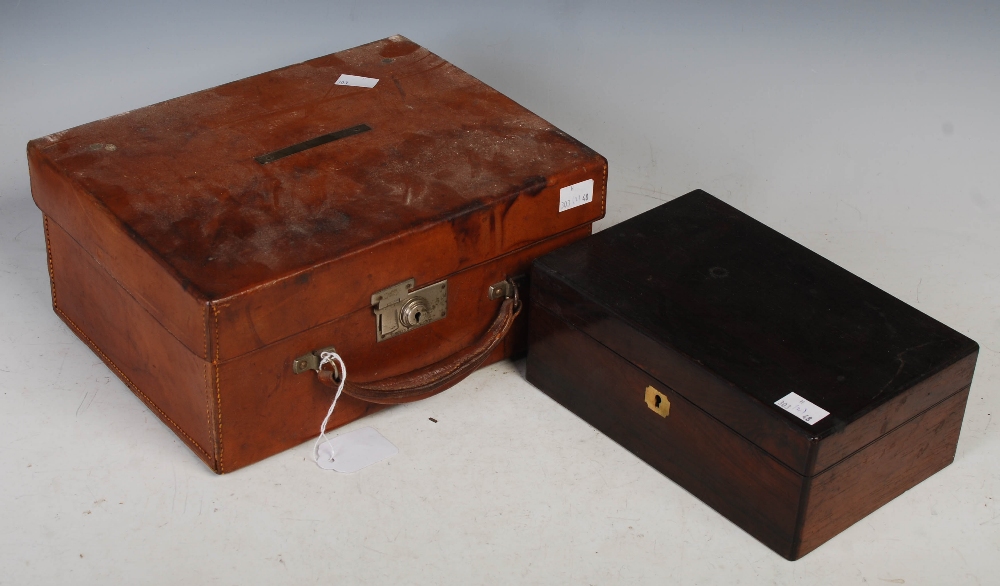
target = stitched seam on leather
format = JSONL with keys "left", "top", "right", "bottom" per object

{"left": 43, "top": 208, "right": 209, "bottom": 361}
{"left": 202, "top": 303, "right": 219, "bottom": 471}
{"left": 212, "top": 304, "right": 224, "bottom": 473}
{"left": 601, "top": 162, "right": 608, "bottom": 217}
{"left": 52, "top": 305, "right": 213, "bottom": 460}
{"left": 203, "top": 301, "right": 214, "bottom": 468}
{"left": 47, "top": 216, "right": 217, "bottom": 469}
{"left": 45, "top": 218, "right": 215, "bottom": 462}
{"left": 43, "top": 216, "right": 58, "bottom": 312}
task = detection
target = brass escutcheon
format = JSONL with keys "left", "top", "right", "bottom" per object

{"left": 645, "top": 385, "right": 670, "bottom": 417}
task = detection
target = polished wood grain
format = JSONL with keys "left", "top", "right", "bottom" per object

{"left": 795, "top": 387, "right": 969, "bottom": 558}
{"left": 527, "top": 302, "right": 973, "bottom": 560}
{"left": 810, "top": 353, "right": 976, "bottom": 475}
{"left": 527, "top": 305, "right": 805, "bottom": 557}
{"left": 531, "top": 190, "right": 978, "bottom": 476}
{"left": 525, "top": 189, "right": 978, "bottom": 559}
{"left": 530, "top": 267, "right": 816, "bottom": 473}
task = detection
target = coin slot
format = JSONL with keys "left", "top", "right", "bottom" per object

{"left": 254, "top": 123, "right": 371, "bottom": 164}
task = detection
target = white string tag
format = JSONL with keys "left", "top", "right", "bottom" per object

{"left": 311, "top": 351, "right": 397, "bottom": 472}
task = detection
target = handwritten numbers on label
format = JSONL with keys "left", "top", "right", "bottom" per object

{"left": 559, "top": 179, "right": 594, "bottom": 212}
{"left": 774, "top": 392, "right": 830, "bottom": 425}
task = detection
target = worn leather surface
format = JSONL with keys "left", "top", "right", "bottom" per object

{"left": 45, "top": 217, "right": 217, "bottom": 466}
{"left": 29, "top": 35, "right": 607, "bottom": 472}
{"left": 29, "top": 34, "right": 607, "bottom": 361}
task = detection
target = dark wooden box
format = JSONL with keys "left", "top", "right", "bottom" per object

{"left": 525, "top": 190, "right": 978, "bottom": 559}
{"left": 29, "top": 35, "right": 607, "bottom": 473}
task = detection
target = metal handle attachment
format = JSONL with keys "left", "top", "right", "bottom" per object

{"left": 292, "top": 346, "right": 339, "bottom": 375}
{"left": 300, "top": 278, "right": 522, "bottom": 405}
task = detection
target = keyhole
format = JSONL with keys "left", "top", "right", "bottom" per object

{"left": 399, "top": 297, "right": 429, "bottom": 327}
{"left": 645, "top": 385, "right": 670, "bottom": 417}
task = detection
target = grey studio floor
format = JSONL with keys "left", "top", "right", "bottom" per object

{"left": 2, "top": 2, "right": 998, "bottom": 585}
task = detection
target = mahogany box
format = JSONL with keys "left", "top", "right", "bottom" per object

{"left": 28, "top": 35, "right": 607, "bottom": 473}
{"left": 525, "top": 190, "right": 978, "bottom": 559}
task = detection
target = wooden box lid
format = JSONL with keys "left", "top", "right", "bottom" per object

{"left": 530, "top": 190, "right": 978, "bottom": 476}
{"left": 28, "top": 35, "right": 606, "bottom": 361}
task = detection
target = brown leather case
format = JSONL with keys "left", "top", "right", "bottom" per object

{"left": 526, "top": 190, "right": 978, "bottom": 560}
{"left": 29, "top": 35, "right": 608, "bottom": 473}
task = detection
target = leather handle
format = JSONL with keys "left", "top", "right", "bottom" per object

{"left": 317, "top": 280, "right": 522, "bottom": 405}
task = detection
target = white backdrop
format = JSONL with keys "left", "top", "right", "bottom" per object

{"left": 1, "top": 1, "right": 998, "bottom": 584}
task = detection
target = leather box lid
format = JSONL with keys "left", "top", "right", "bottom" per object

{"left": 531, "top": 190, "right": 978, "bottom": 476}
{"left": 28, "top": 35, "right": 607, "bottom": 361}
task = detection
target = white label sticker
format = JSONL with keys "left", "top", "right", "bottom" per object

{"left": 335, "top": 74, "right": 379, "bottom": 88}
{"left": 315, "top": 426, "right": 398, "bottom": 473}
{"left": 559, "top": 179, "right": 594, "bottom": 212}
{"left": 774, "top": 392, "right": 830, "bottom": 425}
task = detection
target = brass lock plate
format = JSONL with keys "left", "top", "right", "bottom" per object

{"left": 645, "top": 385, "right": 670, "bottom": 417}
{"left": 372, "top": 278, "right": 447, "bottom": 342}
